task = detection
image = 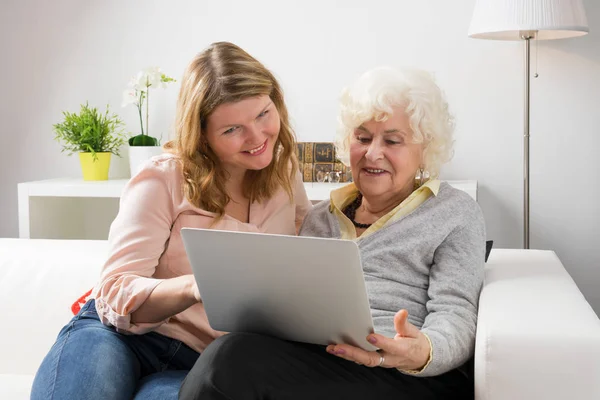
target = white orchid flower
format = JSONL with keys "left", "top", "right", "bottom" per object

{"left": 121, "top": 89, "right": 138, "bottom": 107}
{"left": 128, "top": 75, "right": 142, "bottom": 91}
{"left": 143, "top": 67, "right": 164, "bottom": 88}
{"left": 122, "top": 66, "right": 176, "bottom": 138}
{"left": 133, "top": 71, "right": 149, "bottom": 90}
{"left": 156, "top": 79, "right": 168, "bottom": 89}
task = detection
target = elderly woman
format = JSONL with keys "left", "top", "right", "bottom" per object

{"left": 179, "top": 66, "right": 485, "bottom": 399}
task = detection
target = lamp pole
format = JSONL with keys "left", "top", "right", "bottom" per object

{"left": 469, "top": 0, "right": 589, "bottom": 249}
{"left": 522, "top": 31, "right": 535, "bottom": 250}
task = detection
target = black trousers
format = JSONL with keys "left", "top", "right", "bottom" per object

{"left": 179, "top": 332, "right": 473, "bottom": 400}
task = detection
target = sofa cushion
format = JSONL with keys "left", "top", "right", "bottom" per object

{"left": 0, "top": 239, "right": 107, "bottom": 377}
{"left": 0, "top": 374, "right": 34, "bottom": 400}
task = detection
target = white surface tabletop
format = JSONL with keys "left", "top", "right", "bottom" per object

{"left": 18, "top": 178, "right": 477, "bottom": 201}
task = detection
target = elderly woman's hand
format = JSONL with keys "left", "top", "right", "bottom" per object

{"left": 326, "top": 309, "right": 431, "bottom": 371}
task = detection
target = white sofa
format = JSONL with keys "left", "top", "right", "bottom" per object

{"left": 1, "top": 238, "right": 600, "bottom": 399}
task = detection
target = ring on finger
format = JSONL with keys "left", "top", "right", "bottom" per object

{"left": 378, "top": 354, "right": 385, "bottom": 367}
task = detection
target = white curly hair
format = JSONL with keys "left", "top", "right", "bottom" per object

{"left": 335, "top": 66, "right": 455, "bottom": 179}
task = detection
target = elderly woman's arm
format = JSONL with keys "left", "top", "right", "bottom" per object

{"left": 416, "top": 206, "right": 486, "bottom": 377}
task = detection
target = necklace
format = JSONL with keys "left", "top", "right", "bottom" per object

{"left": 343, "top": 192, "right": 372, "bottom": 229}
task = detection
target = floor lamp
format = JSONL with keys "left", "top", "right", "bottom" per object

{"left": 468, "top": 0, "right": 588, "bottom": 249}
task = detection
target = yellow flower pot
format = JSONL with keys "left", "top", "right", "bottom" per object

{"left": 79, "top": 152, "right": 111, "bottom": 181}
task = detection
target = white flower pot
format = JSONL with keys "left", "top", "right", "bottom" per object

{"left": 128, "top": 146, "right": 163, "bottom": 177}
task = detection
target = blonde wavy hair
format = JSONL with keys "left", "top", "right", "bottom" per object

{"left": 335, "top": 66, "right": 455, "bottom": 179}
{"left": 164, "top": 42, "right": 298, "bottom": 217}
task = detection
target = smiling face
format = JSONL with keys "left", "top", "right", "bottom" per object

{"left": 349, "top": 106, "right": 424, "bottom": 204}
{"left": 204, "top": 95, "right": 280, "bottom": 178}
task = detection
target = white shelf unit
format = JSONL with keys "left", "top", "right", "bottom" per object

{"left": 18, "top": 178, "right": 477, "bottom": 240}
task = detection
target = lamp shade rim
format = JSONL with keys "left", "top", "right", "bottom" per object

{"left": 468, "top": 0, "right": 589, "bottom": 40}
{"left": 469, "top": 25, "right": 589, "bottom": 40}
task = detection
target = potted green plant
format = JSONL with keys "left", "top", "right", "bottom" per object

{"left": 122, "top": 66, "right": 176, "bottom": 177}
{"left": 53, "top": 103, "right": 127, "bottom": 181}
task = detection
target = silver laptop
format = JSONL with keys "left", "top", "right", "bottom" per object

{"left": 181, "top": 228, "right": 377, "bottom": 351}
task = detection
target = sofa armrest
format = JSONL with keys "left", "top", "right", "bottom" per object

{"left": 474, "top": 249, "right": 600, "bottom": 400}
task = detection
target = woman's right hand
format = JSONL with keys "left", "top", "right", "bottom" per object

{"left": 186, "top": 274, "right": 201, "bottom": 303}
{"left": 131, "top": 274, "right": 201, "bottom": 325}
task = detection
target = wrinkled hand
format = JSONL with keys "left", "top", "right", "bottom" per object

{"left": 326, "top": 309, "right": 430, "bottom": 371}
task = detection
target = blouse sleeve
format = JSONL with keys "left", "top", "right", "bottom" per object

{"left": 92, "top": 159, "right": 177, "bottom": 334}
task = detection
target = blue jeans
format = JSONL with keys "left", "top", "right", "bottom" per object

{"left": 31, "top": 300, "right": 200, "bottom": 400}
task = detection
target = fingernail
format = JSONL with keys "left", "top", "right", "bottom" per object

{"left": 368, "top": 336, "right": 377, "bottom": 344}
{"left": 334, "top": 348, "right": 345, "bottom": 355}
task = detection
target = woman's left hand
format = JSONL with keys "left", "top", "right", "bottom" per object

{"left": 326, "top": 309, "right": 430, "bottom": 371}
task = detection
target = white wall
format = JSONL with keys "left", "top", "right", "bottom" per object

{"left": 1, "top": 0, "right": 599, "bottom": 312}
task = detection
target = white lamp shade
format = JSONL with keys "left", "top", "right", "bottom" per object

{"left": 469, "top": 0, "right": 589, "bottom": 40}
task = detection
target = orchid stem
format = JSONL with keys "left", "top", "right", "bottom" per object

{"left": 137, "top": 90, "right": 144, "bottom": 136}
{"left": 146, "top": 81, "right": 150, "bottom": 138}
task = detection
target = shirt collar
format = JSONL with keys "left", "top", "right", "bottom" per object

{"left": 328, "top": 179, "right": 440, "bottom": 213}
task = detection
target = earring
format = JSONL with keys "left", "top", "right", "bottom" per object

{"left": 414, "top": 167, "right": 428, "bottom": 189}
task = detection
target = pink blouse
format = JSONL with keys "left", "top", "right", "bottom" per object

{"left": 92, "top": 153, "right": 312, "bottom": 353}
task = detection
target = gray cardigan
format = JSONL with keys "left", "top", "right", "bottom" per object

{"left": 299, "top": 182, "right": 486, "bottom": 377}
